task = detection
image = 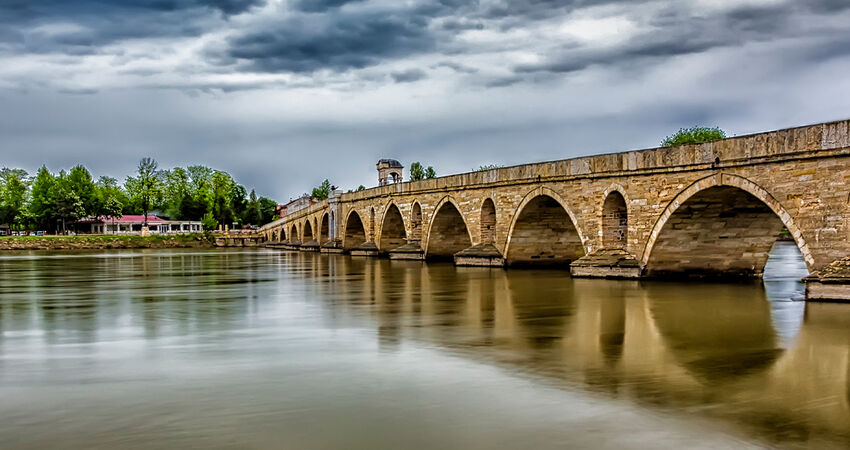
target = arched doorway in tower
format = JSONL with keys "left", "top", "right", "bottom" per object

{"left": 319, "top": 213, "right": 329, "bottom": 244}
{"left": 506, "top": 194, "right": 584, "bottom": 267}
{"left": 379, "top": 204, "right": 407, "bottom": 252}
{"left": 601, "top": 191, "right": 627, "bottom": 249}
{"left": 426, "top": 201, "right": 472, "bottom": 260}
{"left": 644, "top": 185, "right": 809, "bottom": 279}
{"left": 480, "top": 198, "right": 496, "bottom": 243}
{"left": 344, "top": 211, "right": 368, "bottom": 250}
{"left": 410, "top": 203, "right": 423, "bottom": 242}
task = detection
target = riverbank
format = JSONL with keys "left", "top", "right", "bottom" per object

{"left": 0, "top": 233, "right": 217, "bottom": 251}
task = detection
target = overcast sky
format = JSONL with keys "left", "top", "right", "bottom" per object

{"left": 1, "top": 0, "right": 849, "bottom": 201}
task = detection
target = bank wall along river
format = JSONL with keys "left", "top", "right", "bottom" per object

{"left": 0, "top": 242, "right": 847, "bottom": 449}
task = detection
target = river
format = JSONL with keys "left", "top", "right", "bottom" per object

{"left": 0, "top": 242, "right": 848, "bottom": 449}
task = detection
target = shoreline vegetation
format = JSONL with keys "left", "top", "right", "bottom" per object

{"left": 0, "top": 233, "right": 220, "bottom": 251}
{"left": 0, "top": 158, "right": 278, "bottom": 236}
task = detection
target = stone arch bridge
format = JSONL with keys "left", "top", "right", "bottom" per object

{"left": 250, "top": 119, "right": 850, "bottom": 300}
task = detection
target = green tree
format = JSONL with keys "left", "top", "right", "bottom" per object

{"left": 201, "top": 212, "right": 218, "bottom": 231}
{"left": 67, "top": 165, "right": 97, "bottom": 216}
{"left": 311, "top": 179, "right": 331, "bottom": 200}
{"left": 162, "top": 168, "right": 193, "bottom": 220}
{"left": 409, "top": 162, "right": 436, "bottom": 181}
{"left": 187, "top": 165, "right": 214, "bottom": 219}
{"left": 96, "top": 176, "right": 130, "bottom": 216}
{"left": 102, "top": 195, "right": 123, "bottom": 234}
{"left": 409, "top": 162, "right": 425, "bottom": 181}
{"left": 661, "top": 126, "right": 727, "bottom": 147}
{"left": 0, "top": 169, "right": 30, "bottom": 229}
{"left": 243, "top": 189, "right": 262, "bottom": 225}
{"left": 357, "top": 185, "right": 366, "bottom": 191}
{"left": 52, "top": 171, "right": 86, "bottom": 234}
{"left": 231, "top": 184, "right": 248, "bottom": 223}
{"left": 258, "top": 197, "right": 278, "bottom": 223}
{"left": 211, "top": 171, "right": 235, "bottom": 227}
{"left": 28, "top": 166, "right": 56, "bottom": 231}
{"left": 125, "top": 157, "right": 163, "bottom": 227}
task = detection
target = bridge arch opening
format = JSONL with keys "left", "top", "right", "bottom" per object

{"left": 379, "top": 204, "right": 407, "bottom": 252}
{"left": 602, "top": 191, "right": 628, "bottom": 249}
{"left": 411, "top": 202, "right": 423, "bottom": 241}
{"left": 506, "top": 194, "right": 584, "bottom": 267}
{"left": 644, "top": 183, "right": 810, "bottom": 279}
{"left": 290, "top": 224, "right": 298, "bottom": 243}
{"left": 480, "top": 198, "right": 496, "bottom": 244}
{"left": 319, "top": 213, "right": 329, "bottom": 243}
{"left": 426, "top": 201, "right": 472, "bottom": 260}
{"left": 344, "top": 211, "right": 368, "bottom": 250}
{"left": 303, "top": 220, "right": 314, "bottom": 242}
{"left": 370, "top": 208, "right": 376, "bottom": 241}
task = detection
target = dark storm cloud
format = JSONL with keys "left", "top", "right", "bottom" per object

{"left": 220, "top": 10, "right": 439, "bottom": 73}
{"left": 391, "top": 68, "right": 427, "bottom": 83}
{"left": 0, "top": 0, "right": 264, "bottom": 53}
{"left": 480, "top": 0, "right": 651, "bottom": 21}
{"left": 291, "top": 0, "right": 366, "bottom": 13}
{"left": 514, "top": 2, "right": 850, "bottom": 76}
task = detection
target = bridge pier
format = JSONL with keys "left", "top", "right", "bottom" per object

{"left": 805, "top": 257, "right": 850, "bottom": 301}
{"left": 300, "top": 240, "right": 320, "bottom": 252}
{"left": 321, "top": 239, "right": 345, "bottom": 254}
{"left": 570, "top": 249, "right": 641, "bottom": 279}
{"left": 454, "top": 244, "right": 505, "bottom": 267}
{"left": 350, "top": 242, "right": 380, "bottom": 257}
{"left": 389, "top": 242, "right": 425, "bottom": 261}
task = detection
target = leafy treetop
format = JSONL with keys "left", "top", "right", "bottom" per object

{"left": 661, "top": 126, "right": 727, "bottom": 147}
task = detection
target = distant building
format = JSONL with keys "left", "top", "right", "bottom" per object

{"left": 277, "top": 194, "right": 320, "bottom": 218}
{"left": 73, "top": 215, "right": 203, "bottom": 234}
{"left": 377, "top": 159, "right": 404, "bottom": 186}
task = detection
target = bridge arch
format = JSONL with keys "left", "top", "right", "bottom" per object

{"left": 480, "top": 197, "right": 496, "bottom": 244}
{"left": 370, "top": 207, "right": 376, "bottom": 241}
{"left": 343, "top": 209, "right": 368, "bottom": 250}
{"left": 290, "top": 224, "right": 298, "bottom": 243}
{"left": 410, "top": 201, "right": 423, "bottom": 242}
{"left": 601, "top": 186, "right": 628, "bottom": 249}
{"left": 319, "top": 213, "right": 329, "bottom": 243}
{"left": 303, "top": 219, "right": 314, "bottom": 242}
{"left": 378, "top": 202, "right": 407, "bottom": 252}
{"left": 505, "top": 187, "right": 586, "bottom": 267}
{"left": 425, "top": 196, "right": 473, "bottom": 259}
{"left": 642, "top": 173, "right": 813, "bottom": 277}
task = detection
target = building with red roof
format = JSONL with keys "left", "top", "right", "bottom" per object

{"left": 73, "top": 215, "right": 203, "bottom": 235}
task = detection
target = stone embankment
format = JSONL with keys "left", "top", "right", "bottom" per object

{"left": 0, "top": 234, "right": 217, "bottom": 251}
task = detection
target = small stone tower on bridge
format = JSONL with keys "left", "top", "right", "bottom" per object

{"left": 377, "top": 159, "right": 403, "bottom": 186}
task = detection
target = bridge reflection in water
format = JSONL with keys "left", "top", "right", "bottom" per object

{"left": 0, "top": 244, "right": 848, "bottom": 448}
{"left": 296, "top": 242, "right": 849, "bottom": 447}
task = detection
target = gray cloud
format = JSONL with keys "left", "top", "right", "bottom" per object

{"left": 0, "top": 0, "right": 264, "bottom": 54}
{"left": 514, "top": 2, "right": 850, "bottom": 76}
{"left": 391, "top": 68, "right": 427, "bottom": 83}
{"left": 291, "top": 0, "right": 367, "bottom": 13}
{"left": 220, "top": 11, "right": 438, "bottom": 73}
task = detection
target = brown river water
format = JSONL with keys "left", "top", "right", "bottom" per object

{"left": 0, "top": 242, "right": 848, "bottom": 449}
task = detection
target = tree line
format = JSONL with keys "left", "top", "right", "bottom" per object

{"left": 0, "top": 158, "right": 278, "bottom": 233}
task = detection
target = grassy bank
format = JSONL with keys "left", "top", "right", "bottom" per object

{"left": 0, "top": 233, "right": 217, "bottom": 251}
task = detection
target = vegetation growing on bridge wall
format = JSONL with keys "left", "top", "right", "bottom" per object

{"left": 661, "top": 126, "right": 727, "bottom": 147}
